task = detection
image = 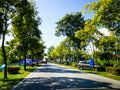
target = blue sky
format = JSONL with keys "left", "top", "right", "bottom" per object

{"left": 35, "top": 0, "right": 98, "bottom": 49}
{"left": 0, "top": 0, "right": 100, "bottom": 49}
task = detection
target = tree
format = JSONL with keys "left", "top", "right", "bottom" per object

{"left": 83, "top": 0, "right": 120, "bottom": 65}
{"left": 84, "top": 0, "right": 120, "bottom": 35}
{"left": 55, "top": 12, "right": 85, "bottom": 49}
{"left": 28, "top": 38, "right": 45, "bottom": 66}
{"left": 12, "top": 0, "right": 42, "bottom": 70}
{"left": 7, "top": 39, "right": 20, "bottom": 63}
{"left": 0, "top": 0, "right": 42, "bottom": 78}
{"left": 75, "top": 19, "right": 103, "bottom": 60}
{"left": 49, "top": 38, "right": 71, "bottom": 62}
{"left": 0, "top": 0, "right": 18, "bottom": 79}
{"left": 55, "top": 12, "right": 85, "bottom": 64}
{"left": 47, "top": 46, "right": 54, "bottom": 60}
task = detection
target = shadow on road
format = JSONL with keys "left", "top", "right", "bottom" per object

{"left": 12, "top": 64, "right": 119, "bottom": 90}
{"left": 34, "top": 67, "right": 82, "bottom": 74}
{"left": 13, "top": 77, "right": 115, "bottom": 90}
{"left": 34, "top": 64, "right": 81, "bottom": 74}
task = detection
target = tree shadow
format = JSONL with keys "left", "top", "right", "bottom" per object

{"left": 11, "top": 64, "right": 120, "bottom": 90}
{"left": 12, "top": 77, "right": 118, "bottom": 90}
{"left": 34, "top": 67, "right": 82, "bottom": 74}
{"left": 34, "top": 64, "right": 85, "bottom": 74}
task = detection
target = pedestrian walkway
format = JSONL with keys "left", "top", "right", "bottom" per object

{"left": 12, "top": 64, "right": 120, "bottom": 90}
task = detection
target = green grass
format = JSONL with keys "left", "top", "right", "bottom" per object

{"left": 56, "top": 63, "right": 120, "bottom": 81}
{"left": 82, "top": 70, "right": 120, "bottom": 81}
{"left": 0, "top": 66, "right": 38, "bottom": 90}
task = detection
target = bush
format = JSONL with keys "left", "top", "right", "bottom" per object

{"left": 7, "top": 66, "right": 20, "bottom": 74}
{"left": 71, "top": 62, "right": 77, "bottom": 67}
{"left": 64, "top": 62, "right": 70, "bottom": 65}
{"left": 106, "top": 67, "right": 120, "bottom": 75}
{"left": 97, "top": 67, "right": 105, "bottom": 71}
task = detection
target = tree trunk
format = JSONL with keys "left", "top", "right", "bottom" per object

{"left": 2, "top": 33, "right": 7, "bottom": 79}
{"left": 31, "top": 54, "right": 34, "bottom": 67}
{"left": 23, "top": 41, "right": 27, "bottom": 71}
{"left": 2, "top": 3, "right": 9, "bottom": 79}
{"left": 24, "top": 53, "right": 27, "bottom": 71}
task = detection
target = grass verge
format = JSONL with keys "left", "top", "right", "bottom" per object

{"left": 82, "top": 70, "right": 120, "bottom": 81}
{"left": 0, "top": 66, "right": 38, "bottom": 90}
{"left": 56, "top": 63, "right": 120, "bottom": 81}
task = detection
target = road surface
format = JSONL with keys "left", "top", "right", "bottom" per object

{"left": 12, "top": 63, "right": 120, "bottom": 90}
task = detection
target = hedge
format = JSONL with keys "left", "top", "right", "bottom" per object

{"left": 106, "top": 67, "right": 120, "bottom": 75}
{"left": 71, "top": 62, "right": 77, "bottom": 67}
{"left": 7, "top": 66, "right": 20, "bottom": 74}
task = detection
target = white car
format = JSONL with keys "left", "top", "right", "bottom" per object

{"left": 78, "top": 61, "right": 101, "bottom": 71}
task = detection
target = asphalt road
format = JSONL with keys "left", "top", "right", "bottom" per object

{"left": 12, "top": 63, "right": 120, "bottom": 90}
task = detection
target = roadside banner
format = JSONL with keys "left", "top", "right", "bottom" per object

{"left": 89, "top": 58, "right": 94, "bottom": 67}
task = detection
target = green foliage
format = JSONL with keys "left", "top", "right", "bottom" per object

{"left": 0, "top": 0, "right": 42, "bottom": 78}
{"left": 0, "top": 66, "right": 37, "bottom": 90}
{"left": 0, "top": 48, "right": 3, "bottom": 64}
{"left": 7, "top": 66, "right": 20, "bottom": 74}
{"left": 55, "top": 12, "right": 85, "bottom": 49}
{"left": 81, "top": 0, "right": 120, "bottom": 67}
{"left": 75, "top": 19, "right": 103, "bottom": 52}
{"left": 84, "top": 0, "right": 120, "bottom": 34}
{"left": 100, "top": 52, "right": 112, "bottom": 61}
{"left": 11, "top": 0, "right": 43, "bottom": 70}
{"left": 64, "top": 62, "right": 70, "bottom": 65}
{"left": 47, "top": 46, "right": 54, "bottom": 60}
{"left": 55, "top": 12, "right": 84, "bottom": 36}
{"left": 71, "top": 62, "right": 77, "bottom": 67}
{"left": 95, "top": 36, "right": 116, "bottom": 51}
{"left": 106, "top": 67, "right": 120, "bottom": 75}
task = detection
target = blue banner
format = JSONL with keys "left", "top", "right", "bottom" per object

{"left": 89, "top": 58, "right": 94, "bottom": 67}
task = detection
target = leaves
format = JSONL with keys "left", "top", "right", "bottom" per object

{"left": 55, "top": 12, "right": 85, "bottom": 50}
{"left": 84, "top": 0, "right": 120, "bottom": 34}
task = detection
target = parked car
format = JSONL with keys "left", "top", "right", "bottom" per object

{"left": 39, "top": 60, "right": 47, "bottom": 64}
{"left": 78, "top": 61, "right": 101, "bottom": 71}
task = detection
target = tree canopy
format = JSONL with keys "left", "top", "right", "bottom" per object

{"left": 84, "top": 0, "right": 120, "bottom": 34}
{"left": 0, "top": 0, "right": 43, "bottom": 78}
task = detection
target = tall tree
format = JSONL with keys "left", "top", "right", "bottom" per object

{"left": 82, "top": 0, "right": 120, "bottom": 64}
{"left": 7, "top": 39, "right": 19, "bottom": 63}
{"left": 28, "top": 38, "right": 45, "bottom": 67}
{"left": 55, "top": 12, "right": 85, "bottom": 49}
{"left": 12, "top": 0, "right": 42, "bottom": 70}
{"left": 75, "top": 19, "right": 103, "bottom": 60}
{"left": 84, "top": 0, "right": 120, "bottom": 35}
{"left": 47, "top": 46, "right": 54, "bottom": 60}
{"left": 0, "top": 0, "right": 18, "bottom": 79}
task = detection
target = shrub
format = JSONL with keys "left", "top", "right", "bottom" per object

{"left": 64, "top": 62, "right": 69, "bottom": 65}
{"left": 113, "top": 67, "right": 120, "bottom": 75}
{"left": 72, "top": 62, "right": 77, "bottom": 67}
{"left": 106, "top": 67, "right": 120, "bottom": 75}
{"left": 97, "top": 67, "right": 105, "bottom": 71}
{"left": 7, "top": 66, "right": 20, "bottom": 74}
